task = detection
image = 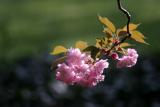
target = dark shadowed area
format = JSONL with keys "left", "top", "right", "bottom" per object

{"left": 0, "top": 0, "right": 160, "bottom": 107}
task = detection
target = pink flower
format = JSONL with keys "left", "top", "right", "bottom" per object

{"left": 66, "top": 48, "right": 86, "bottom": 65}
{"left": 55, "top": 48, "right": 109, "bottom": 87}
{"left": 56, "top": 63, "right": 76, "bottom": 85}
{"left": 117, "top": 48, "right": 138, "bottom": 68}
{"left": 78, "top": 59, "right": 109, "bottom": 87}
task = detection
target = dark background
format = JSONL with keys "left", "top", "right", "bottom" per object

{"left": 0, "top": 0, "right": 160, "bottom": 107}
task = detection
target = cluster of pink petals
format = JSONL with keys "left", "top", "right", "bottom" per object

{"left": 117, "top": 48, "right": 138, "bottom": 68}
{"left": 56, "top": 48, "right": 109, "bottom": 87}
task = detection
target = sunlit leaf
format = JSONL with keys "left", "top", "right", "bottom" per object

{"left": 120, "top": 43, "right": 132, "bottom": 48}
{"left": 104, "top": 37, "right": 109, "bottom": 44}
{"left": 103, "top": 28, "right": 113, "bottom": 38}
{"left": 50, "top": 45, "right": 67, "bottom": 55}
{"left": 51, "top": 56, "right": 66, "bottom": 70}
{"left": 75, "top": 41, "right": 88, "bottom": 50}
{"left": 131, "top": 30, "right": 145, "bottom": 39}
{"left": 123, "top": 23, "right": 140, "bottom": 31}
{"left": 95, "top": 39, "right": 102, "bottom": 48}
{"left": 98, "top": 16, "right": 116, "bottom": 32}
{"left": 99, "top": 40, "right": 104, "bottom": 47}
{"left": 107, "top": 37, "right": 113, "bottom": 46}
{"left": 130, "top": 34, "right": 149, "bottom": 45}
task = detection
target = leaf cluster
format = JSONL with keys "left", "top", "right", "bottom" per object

{"left": 51, "top": 15, "right": 148, "bottom": 65}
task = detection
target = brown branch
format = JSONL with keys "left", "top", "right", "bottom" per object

{"left": 117, "top": 0, "right": 131, "bottom": 37}
{"left": 108, "top": 0, "right": 131, "bottom": 51}
{"left": 117, "top": 0, "right": 131, "bottom": 46}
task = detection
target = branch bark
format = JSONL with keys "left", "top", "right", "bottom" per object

{"left": 109, "top": 0, "right": 131, "bottom": 51}
{"left": 117, "top": 0, "right": 131, "bottom": 44}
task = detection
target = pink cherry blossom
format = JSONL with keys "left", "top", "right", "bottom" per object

{"left": 117, "top": 48, "right": 138, "bottom": 68}
{"left": 56, "top": 63, "right": 76, "bottom": 85}
{"left": 78, "top": 59, "right": 109, "bottom": 87}
{"left": 55, "top": 48, "right": 109, "bottom": 87}
{"left": 66, "top": 48, "right": 86, "bottom": 65}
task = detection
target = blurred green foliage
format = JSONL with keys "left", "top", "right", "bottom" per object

{"left": 0, "top": 0, "right": 160, "bottom": 61}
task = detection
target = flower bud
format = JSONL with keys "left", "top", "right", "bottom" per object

{"left": 111, "top": 53, "right": 119, "bottom": 60}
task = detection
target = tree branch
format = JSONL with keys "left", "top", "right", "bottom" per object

{"left": 117, "top": 0, "right": 131, "bottom": 37}
{"left": 109, "top": 0, "right": 131, "bottom": 51}
{"left": 117, "top": 0, "right": 131, "bottom": 45}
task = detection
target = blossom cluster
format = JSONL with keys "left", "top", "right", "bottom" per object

{"left": 51, "top": 15, "right": 146, "bottom": 87}
{"left": 117, "top": 48, "right": 138, "bottom": 68}
{"left": 55, "top": 48, "right": 138, "bottom": 87}
{"left": 56, "top": 48, "right": 109, "bottom": 87}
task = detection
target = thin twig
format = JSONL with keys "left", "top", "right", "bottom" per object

{"left": 117, "top": 0, "right": 131, "bottom": 37}
{"left": 109, "top": 0, "right": 131, "bottom": 51}
{"left": 117, "top": 0, "right": 131, "bottom": 44}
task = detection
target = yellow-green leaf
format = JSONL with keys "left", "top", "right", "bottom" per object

{"left": 95, "top": 39, "right": 102, "bottom": 48}
{"left": 131, "top": 34, "right": 148, "bottom": 45}
{"left": 75, "top": 41, "right": 88, "bottom": 50}
{"left": 103, "top": 28, "right": 113, "bottom": 38}
{"left": 131, "top": 30, "right": 145, "bottom": 39}
{"left": 50, "top": 46, "right": 67, "bottom": 55}
{"left": 123, "top": 23, "right": 140, "bottom": 31}
{"left": 98, "top": 15, "right": 116, "bottom": 32}
{"left": 120, "top": 43, "right": 132, "bottom": 48}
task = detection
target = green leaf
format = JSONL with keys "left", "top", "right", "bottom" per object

{"left": 51, "top": 56, "right": 67, "bottom": 70}
{"left": 83, "top": 46, "right": 97, "bottom": 52}
{"left": 50, "top": 45, "right": 67, "bottom": 55}
{"left": 98, "top": 15, "right": 116, "bottom": 32}
{"left": 91, "top": 48, "right": 100, "bottom": 59}
{"left": 83, "top": 46, "right": 100, "bottom": 59}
